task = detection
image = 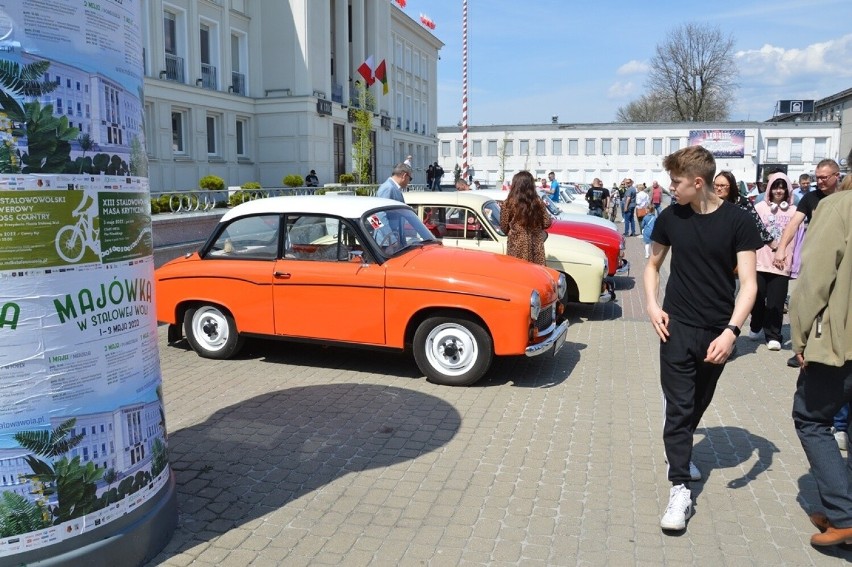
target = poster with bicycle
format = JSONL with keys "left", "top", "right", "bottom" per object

{"left": 0, "top": 185, "right": 152, "bottom": 269}
{"left": 0, "top": 0, "right": 173, "bottom": 561}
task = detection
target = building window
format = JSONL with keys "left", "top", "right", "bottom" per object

{"left": 230, "top": 32, "right": 247, "bottom": 95}
{"left": 236, "top": 118, "right": 247, "bottom": 156}
{"left": 471, "top": 139, "right": 482, "bottom": 157}
{"left": 790, "top": 138, "right": 802, "bottom": 162}
{"left": 456, "top": 140, "right": 462, "bottom": 157}
{"left": 618, "top": 138, "right": 629, "bottom": 155}
{"left": 585, "top": 139, "right": 595, "bottom": 156}
{"left": 653, "top": 138, "right": 663, "bottom": 155}
{"left": 568, "top": 139, "right": 578, "bottom": 156}
{"left": 206, "top": 115, "right": 219, "bottom": 156}
{"left": 503, "top": 139, "right": 513, "bottom": 156}
{"left": 487, "top": 140, "right": 497, "bottom": 156}
{"left": 535, "top": 139, "right": 546, "bottom": 156}
{"left": 552, "top": 139, "right": 562, "bottom": 155}
{"left": 814, "top": 137, "right": 828, "bottom": 159}
{"left": 601, "top": 138, "right": 612, "bottom": 155}
{"left": 519, "top": 139, "right": 529, "bottom": 156}
{"left": 441, "top": 140, "right": 451, "bottom": 157}
{"left": 669, "top": 138, "right": 680, "bottom": 153}
{"left": 635, "top": 138, "right": 646, "bottom": 155}
{"left": 171, "top": 110, "right": 186, "bottom": 154}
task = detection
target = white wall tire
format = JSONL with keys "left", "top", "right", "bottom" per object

{"left": 413, "top": 316, "right": 493, "bottom": 386}
{"left": 183, "top": 305, "right": 244, "bottom": 359}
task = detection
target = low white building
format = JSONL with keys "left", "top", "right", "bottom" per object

{"left": 437, "top": 121, "right": 841, "bottom": 188}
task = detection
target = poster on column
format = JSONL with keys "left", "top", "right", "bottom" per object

{"left": 0, "top": 0, "right": 168, "bottom": 557}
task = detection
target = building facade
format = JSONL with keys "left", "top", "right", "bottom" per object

{"left": 437, "top": 121, "right": 842, "bottom": 188}
{"left": 138, "top": 0, "right": 442, "bottom": 192}
{"left": 768, "top": 87, "right": 852, "bottom": 171}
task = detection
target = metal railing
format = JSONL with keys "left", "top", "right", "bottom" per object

{"left": 165, "top": 54, "right": 185, "bottom": 82}
{"left": 200, "top": 64, "right": 218, "bottom": 89}
{"left": 150, "top": 185, "right": 432, "bottom": 215}
{"left": 231, "top": 72, "right": 246, "bottom": 95}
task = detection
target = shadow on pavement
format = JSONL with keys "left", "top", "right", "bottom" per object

{"left": 689, "top": 426, "right": 779, "bottom": 501}
{"left": 165, "top": 334, "right": 576, "bottom": 387}
{"left": 152, "top": 384, "right": 461, "bottom": 563}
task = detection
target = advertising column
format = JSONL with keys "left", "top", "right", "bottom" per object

{"left": 0, "top": 1, "right": 177, "bottom": 564}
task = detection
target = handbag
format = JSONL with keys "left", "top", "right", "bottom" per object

{"left": 636, "top": 206, "right": 649, "bottom": 220}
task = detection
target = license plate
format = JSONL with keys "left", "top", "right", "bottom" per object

{"left": 553, "top": 326, "right": 567, "bottom": 356}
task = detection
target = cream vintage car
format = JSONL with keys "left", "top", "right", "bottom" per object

{"left": 404, "top": 191, "right": 607, "bottom": 303}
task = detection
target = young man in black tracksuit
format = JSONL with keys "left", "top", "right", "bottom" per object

{"left": 644, "top": 145, "right": 762, "bottom": 531}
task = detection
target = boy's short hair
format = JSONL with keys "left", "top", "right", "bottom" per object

{"left": 662, "top": 146, "right": 716, "bottom": 187}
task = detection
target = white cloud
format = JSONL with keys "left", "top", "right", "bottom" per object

{"left": 607, "top": 81, "right": 635, "bottom": 99}
{"left": 616, "top": 60, "right": 649, "bottom": 75}
{"left": 736, "top": 33, "right": 852, "bottom": 86}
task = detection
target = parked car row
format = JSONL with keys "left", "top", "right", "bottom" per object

{"left": 155, "top": 196, "right": 569, "bottom": 387}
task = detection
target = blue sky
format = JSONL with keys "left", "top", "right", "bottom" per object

{"left": 398, "top": 0, "right": 852, "bottom": 126}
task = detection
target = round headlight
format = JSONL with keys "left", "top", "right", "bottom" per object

{"left": 557, "top": 273, "right": 567, "bottom": 301}
{"left": 530, "top": 290, "right": 541, "bottom": 320}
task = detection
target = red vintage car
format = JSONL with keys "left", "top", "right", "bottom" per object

{"left": 545, "top": 219, "right": 625, "bottom": 278}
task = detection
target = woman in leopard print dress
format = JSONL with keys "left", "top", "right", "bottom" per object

{"left": 500, "top": 171, "right": 552, "bottom": 265}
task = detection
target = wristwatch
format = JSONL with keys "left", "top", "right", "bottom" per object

{"left": 725, "top": 324, "right": 740, "bottom": 337}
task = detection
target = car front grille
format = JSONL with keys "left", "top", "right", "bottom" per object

{"left": 536, "top": 302, "right": 555, "bottom": 333}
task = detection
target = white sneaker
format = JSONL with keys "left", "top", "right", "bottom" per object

{"left": 834, "top": 429, "right": 848, "bottom": 452}
{"left": 767, "top": 340, "right": 781, "bottom": 351}
{"left": 660, "top": 484, "right": 693, "bottom": 530}
{"left": 688, "top": 461, "right": 702, "bottom": 482}
{"left": 746, "top": 330, "right": 762, "bottom": 341}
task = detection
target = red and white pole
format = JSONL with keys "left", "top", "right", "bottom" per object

{"left": 461, "top": 0, "right": 469, "bottom": 178}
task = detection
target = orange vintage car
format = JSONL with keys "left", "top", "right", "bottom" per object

{"left": 155, "top": 195, "right": 569, "bottom": 386}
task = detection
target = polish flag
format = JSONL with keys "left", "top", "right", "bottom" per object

{"left": 357, "top": 55, "right": 375, "bottom": 86}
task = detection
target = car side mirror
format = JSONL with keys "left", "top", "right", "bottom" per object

{"left": 348, "top": 250, "right": 366, "bottom": 264}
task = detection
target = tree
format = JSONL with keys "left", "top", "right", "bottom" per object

{"left": 77, "top": 133, "right": 94, "bottom": 173}
{"left": 351, "top": 82, "right": 375, "bottom": 184}
{"left": 497, "top": 136, "right": 511, "bottom": 183}
{"left": 617, "top": 23, "right": 737, "bottom": 122}
{"left": 615, "top": 93, "right": 680, "bottom": 123}
{"left": 0, "top": 59, "right": 58, "bottom": 125}
{"left": 16, "top": 101, "right": 79, "bottom": 173}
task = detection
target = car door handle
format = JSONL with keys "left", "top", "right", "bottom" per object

{"left": 273, "top": 271, "right": 291, "bottom": 279}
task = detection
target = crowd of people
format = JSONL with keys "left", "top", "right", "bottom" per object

{"left": 373, "top": 153, "right": 852, "bottom": 545}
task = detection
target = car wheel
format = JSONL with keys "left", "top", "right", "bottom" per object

{"left": 183, "top": 305, "right": 244, "bottom": 359}
{"left": 413, "top": 315, "right": 493, "bottom": 386}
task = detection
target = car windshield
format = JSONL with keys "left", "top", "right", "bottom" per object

{"left": 362, "top": 206, "right": 438, "bottom": 257}
{"left": 541, "top": 197, "right": 561, "bottom": 217}
{"left": 480, "top": 201, "right": 504, "bottom": 236}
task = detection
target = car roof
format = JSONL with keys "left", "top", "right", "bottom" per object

{"left": 219, "top": 195, "right": 406, "bottom": 222}
{"left": 403, "top": 191, "right": 493, "bottom": 206}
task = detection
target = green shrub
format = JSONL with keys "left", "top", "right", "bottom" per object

{"left": 241, "top": 181, "right": 262, "bottom": 190}
{"left": 199, "top": 175, "right": 225, "bottom": 191}
{"left": 339, "top": 173, "right": 356, "bottom": 184}
{"left": 149, "top": 195, "right": 170, "bottom": 214}
{"left": 355, "top": 185, "right": 378, "bottom": 196}
{"left": 229, "top": 190, "right": 267, "bottom": 207}
{"left": 283, "top": 174, "right": 304, "bottom": 188}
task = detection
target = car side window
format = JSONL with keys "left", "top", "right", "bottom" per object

{"left": 440, "top": 207, "right": 491, "bottom": 241}
{"left": 206, "top": 215, "right": 280, "bottom": 259}
{"left": 420, "top": 206, "right": 448, "bottom": 238}
{"left": 284, "top": 215, "right": 366, "bottom": 262}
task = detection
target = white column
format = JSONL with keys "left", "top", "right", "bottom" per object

{"left": 333, "top": 0, "right": 348, "bottom": 104}
{"left": 351, "top": 0, "right": 365, "bottom": 83}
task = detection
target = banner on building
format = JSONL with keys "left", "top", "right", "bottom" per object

{"left": 688, "top": 129, "right": 746, "bottom": 158}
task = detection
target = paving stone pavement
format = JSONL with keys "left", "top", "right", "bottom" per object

{"left": 147, "top": 230, "right": 852, "bottom": 566}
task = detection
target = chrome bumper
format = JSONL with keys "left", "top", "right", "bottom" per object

{"left": 525, "top": 321, "right": 569, "bottom": 358}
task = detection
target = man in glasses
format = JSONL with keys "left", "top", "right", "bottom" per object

{"left": 772, "top": 159, "right": 841, "bottom": 368}
{"left": 377, "top": 163, "right": 412, "bottom": 203}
